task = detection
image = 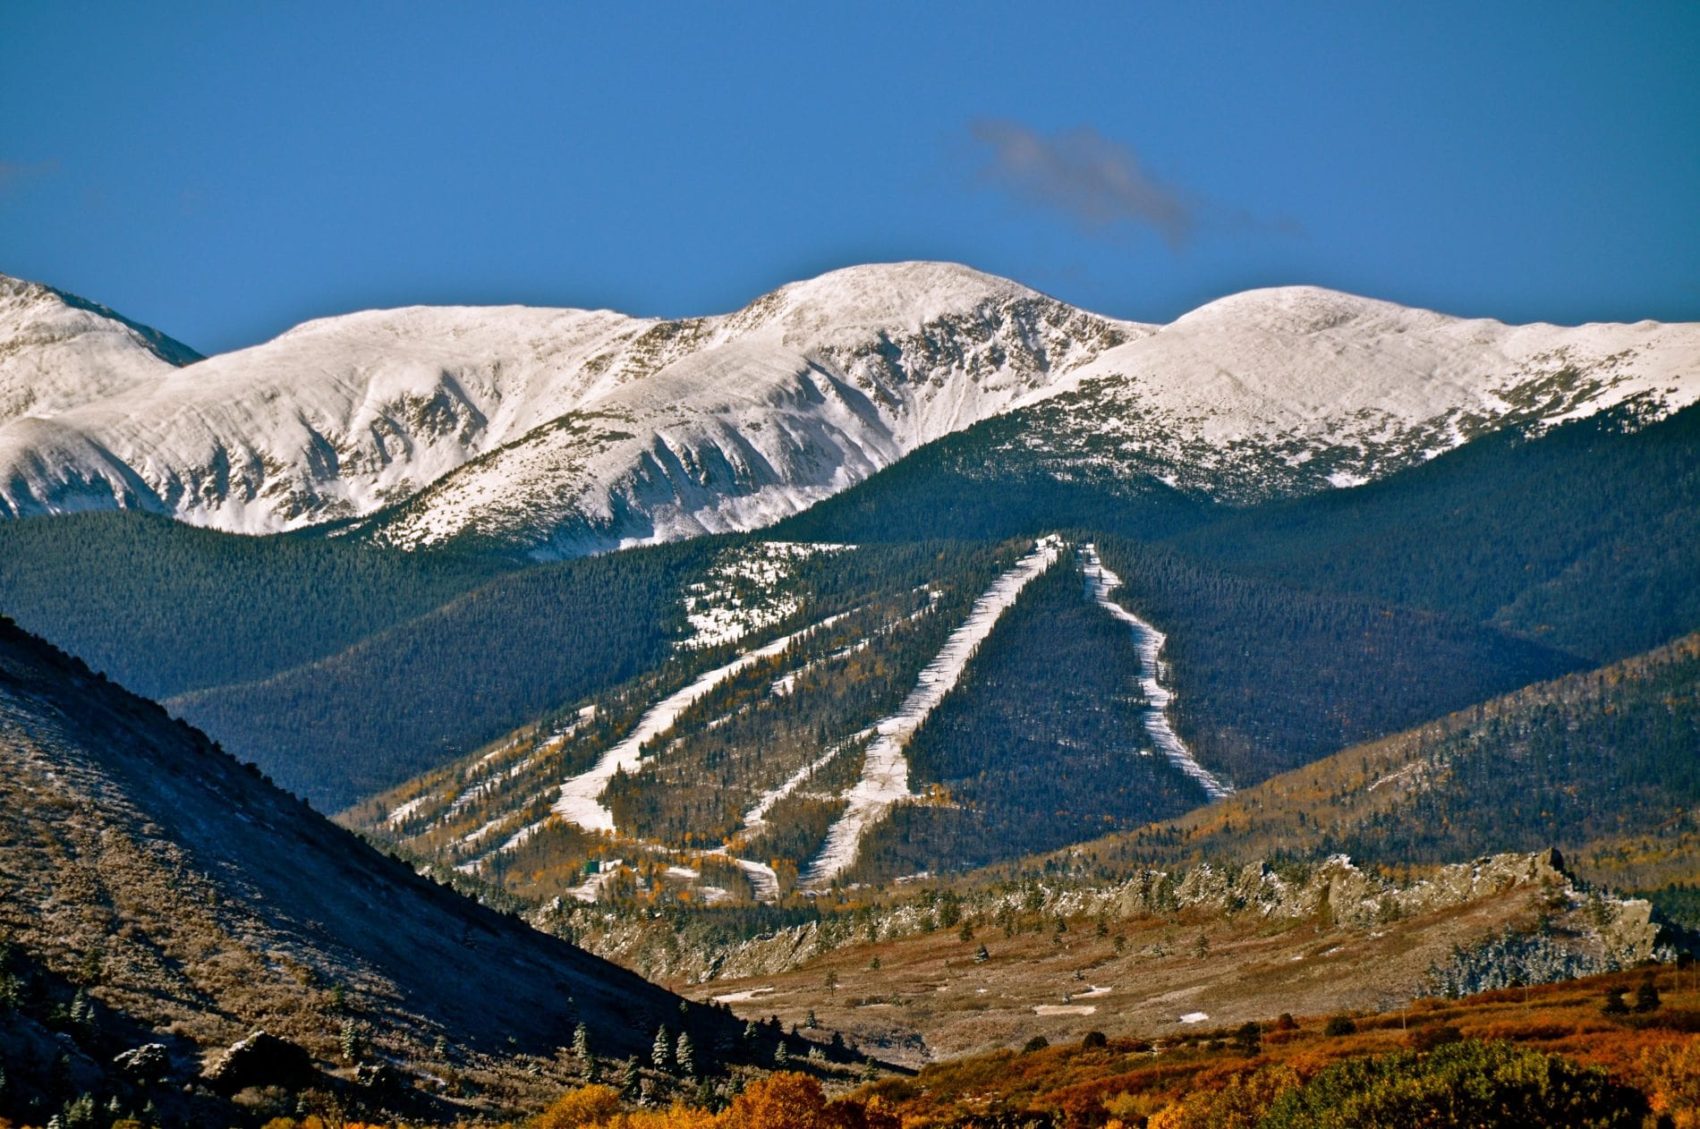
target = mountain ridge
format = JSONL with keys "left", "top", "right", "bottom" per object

{"left": 2, "top": 263, "right": 1693, "bottom": 557}
{"left": 0, "top": 611, "right": 750, "bottom": 1113}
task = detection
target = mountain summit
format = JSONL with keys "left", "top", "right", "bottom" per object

{"left": 0, "top": 265, "right": 1693, "bottom": 555}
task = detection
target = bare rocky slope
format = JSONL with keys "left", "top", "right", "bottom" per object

{"left": 0, "top": 615, "right": 746, "bottom": 1114}
{"left": 1, "top": 264, "right": 1693, "bottom": 557}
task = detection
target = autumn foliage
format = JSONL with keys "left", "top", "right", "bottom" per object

{"left": 528, "top": 1074, "right": 896, "bottom": 1129}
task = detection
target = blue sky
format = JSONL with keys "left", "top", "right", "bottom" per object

{"left": 2, "top": 2, "right": 1696, "bottom": 354}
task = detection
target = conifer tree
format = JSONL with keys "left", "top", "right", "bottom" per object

{"left": 652, "top": 1024, "right": 672, "bottom": 1070}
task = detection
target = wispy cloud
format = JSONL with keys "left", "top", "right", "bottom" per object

{"left": 0, "top": 158, "right": 61, "bottom": 194}
{"left": 970, "top": 120, "right": 1195, "bottom": 248}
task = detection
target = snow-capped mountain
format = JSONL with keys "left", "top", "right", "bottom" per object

{"left": 0, "top": 264, "right": 1694, "bottom": 554}
{"left": 1004, "top": 285, "right": 1700, "bottom": 501}
{"left": 0, "top": 263, "right": 1136, "bottom": 550}
{"left": 0, "top": 275, "right": 200, "bottom": 424}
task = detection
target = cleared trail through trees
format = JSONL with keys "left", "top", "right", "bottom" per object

{"left": 802, "top": 535, "right": 1065, "bottom": 888}
{"left": 1081, "top": 543, "right": 1231, "bottom": 799}
{"left": 553, "top": 613, "right": 846, "bottom": 833}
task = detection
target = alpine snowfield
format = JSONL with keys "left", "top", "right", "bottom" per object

{"left": 1081, "top": 544, "right": 1232, "bottom": 800}
{"left": 802, "top": 535, "right": 1066, "bottom": 887}
{"left": 0, "top": 263, "right": 1134, "bottom": 551}
{"left": 4, "top": 265, "right": 1695, "bottom": 552}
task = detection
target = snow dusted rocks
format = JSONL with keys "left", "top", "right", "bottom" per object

{"left": 4, "top": 264, "right": 1694, "bottom": 551}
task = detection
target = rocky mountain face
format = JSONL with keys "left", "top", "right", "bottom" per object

{"left": 549, "top": 849, "right": 1665, "bottom": 1069}
{"left": 1, "top": 264, "right": 1693, "bottom": 557}
{"left": 0, "top": 616, "right": 744, "bottom": 1115}
{"left": 0, "top": 264, "right": 1136, "bottom": 554}
{"left": 1004, "top": 285, "right": 1699, "bottom": 501}
{"left": 554, "top": 849, "right": 1662, "bottom": 989}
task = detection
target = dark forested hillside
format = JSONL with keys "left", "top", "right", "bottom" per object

{"left": 783, "top": 403, "right": 1700, "bottom": 669}
{"left": 1090, "top": 536, "right": 1582, "bottom": 786}
{"left": 0, "top": 511, "right": 510, "bottom": 699}
{"left": 1167, "top": 402, "right": 1700, "bottom": 662}
{"left": 848, "top": 549, "right": 1211, "bottom": 882}
{"left": 1083, "top": 632, "right": 1700, "bottom": 885}
{"left": 166, "top": 537, "right": 726, "bottom": 810}
{"left": 771, "top": 412, "right": 1215, "bottom": 546}
{"left": 172, "top": 538, "right": 1010, "bottom": 813}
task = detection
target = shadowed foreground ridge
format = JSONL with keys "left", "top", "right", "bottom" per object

{"left": 0, "top": 614, "right": 746, "bottom": 1114}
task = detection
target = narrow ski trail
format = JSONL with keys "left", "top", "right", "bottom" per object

{"left": 1081, "top": 543, "right": 1232, "bottom": 800}
{"left": 553, "top": 613, "right": 844, "bottom": 832}
{"left": 802, "top": 535, "right": 1065, "bottom": 887}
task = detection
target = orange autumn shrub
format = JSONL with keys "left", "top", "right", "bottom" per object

{"left": 1643, "top": 1037, "right": 1700, "bottom": 1128}
{"left": 718, "top": 1071, "right": 896, "bottom": 1129}
{"left": 533, "top": 1084, "right": 624, "bottom": 1129}
{"left": 588, "top": 1105, "right": 720, "bottom": 1129}
{"left": 1145, "top": 1064, "right": 1300, "bottom": 1129}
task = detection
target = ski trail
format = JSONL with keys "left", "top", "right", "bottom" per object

{"left": 802, "top": 535, "right": 1066, "bottom": 888}
{"left": 741, "top": 734, "right": 867, "bottom": 831}
{"left": 1080, "top": 543, "right": 1232, "bottom": 800}
{"left": 552, "top": 613, "right": 845, "bottom": 832}
{"left": 728, "top": 856, "right": 780, "bottom": 901}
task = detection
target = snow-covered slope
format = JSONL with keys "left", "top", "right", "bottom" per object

{"left": 0, "top": 264, "right": 1136, "bottom": 547}
{"left": 0, "top": 275, "right": 200, "bottom": 425}
{"left": 1009, "top": 286, "right": 1700, "bottom": 500}
{"left": 2, "top": 266, "right": 1694, "bottom": 549}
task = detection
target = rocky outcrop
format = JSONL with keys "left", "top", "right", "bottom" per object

{"left": 113, "top": 1042, "right": 171, "bottom": 1085}
{"left": 547, "top": 849, "right": 1662, "bottom": 985}
{"left": 202, "top": 1030, "right": 319, "bottom": 1094}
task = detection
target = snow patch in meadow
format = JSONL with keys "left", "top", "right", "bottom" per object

{"left": 711, "top": 987, "right": 777, "bottom": 1005}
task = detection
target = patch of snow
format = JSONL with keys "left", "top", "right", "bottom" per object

{"left": 1179, "top": 1012, "right": 1210, "bottom": 1024}
{"left": 712, "top": 986, "right": 777, "bottom": 1004}
{"left": 679, "top": 541, "right": 849, "bottom": 650}
{"left": 385, "top": 795, "right": 430, "bottom": 826}
{"left": 563, "top": 864, "right": 627, "bottom": 904}
{"left": 1035, "top": 1004, "right": 1098, "bottom": 1016}
{"left": 729, "top": 857, "right": 781, "bottom": 902}
{"left": 741, "top": 736, "right": 863, "bottom": 831}
{"left": 1366, "top": 763, "right": 1422, "bottom": 793}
